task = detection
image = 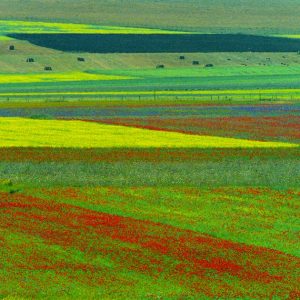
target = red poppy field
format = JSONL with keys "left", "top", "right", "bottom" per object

{"left": 0, "top": 187, "right": 299, "bottom": 299}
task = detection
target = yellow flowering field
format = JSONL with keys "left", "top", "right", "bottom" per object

{"left": 0, "top": 20, "right": 183, "bottom": 34}
{"left": 0, "top": 118, "right": 297, "bottom": 148}
{"left": 0, "top": 72, "right": 132, "bottom": 84}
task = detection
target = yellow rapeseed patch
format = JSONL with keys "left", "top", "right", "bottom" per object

{"left": 0, "top": 20, "right": 184, "bottom": 34}
{"left": 0, "top": 118, "right": 297, "bottom": 148}
{"left": 0, "top": 72, "right": 132, "bottom": 84}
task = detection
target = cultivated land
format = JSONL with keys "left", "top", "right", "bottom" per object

{"left": 0, "top": 2, "right": 299, "bottom": 299}
{"left": 0, "top": 100, "right": 299, "bottom": 298}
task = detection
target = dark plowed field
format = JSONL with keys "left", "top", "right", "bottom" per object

{"left": 9, "top": 34, "right": 300, "bottom": 53}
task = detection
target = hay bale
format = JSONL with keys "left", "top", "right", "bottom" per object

{"left": 156, "top": 64, "right": 165, "bottom": 69}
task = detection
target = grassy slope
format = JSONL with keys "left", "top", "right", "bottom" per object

{"left": 2, "top": 37, "right": 300, "bottom": 73}
{"left": 1, "top": 0, "right": 300, "bottom": 34}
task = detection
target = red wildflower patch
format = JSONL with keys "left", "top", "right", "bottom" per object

{"left": 0, "top": 191, "right": 299, "bottom": 298}
{"left": 93, "top": 115, "right": 300, "bottom": 142}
